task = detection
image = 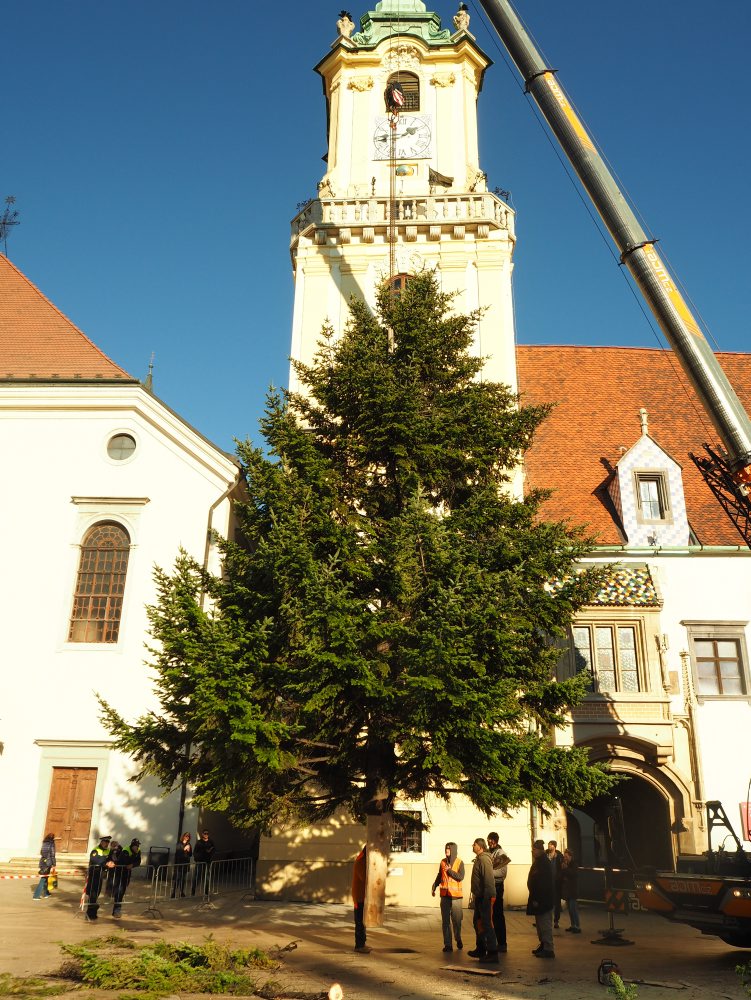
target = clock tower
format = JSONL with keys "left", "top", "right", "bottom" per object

{"left": 290, "top": 0, "right": 517, "bottom": 394}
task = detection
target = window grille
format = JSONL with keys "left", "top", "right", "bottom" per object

{"left": 391, "top": 810, "right": 423, "bottom": 853}
{"left": 388, "top": 72, "right": 420, "bottom": 111}
{"left": 68, "top": 522, "right": 130, "bottom": 643}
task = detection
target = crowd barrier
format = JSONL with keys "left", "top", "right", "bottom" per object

{"left": 76, "top": 856, "right": 256, "bottom": 920}
{"left": 143, "top": 856, "right": 256, "bottom": 917}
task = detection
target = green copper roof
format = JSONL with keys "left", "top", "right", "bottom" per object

{"left": 375, "top": 0, "right": 428, "bottom": 10}
{"left": 352, "top": 0, "right": 452, "bottom": 47}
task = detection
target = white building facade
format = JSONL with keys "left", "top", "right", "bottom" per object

{"left": 0, "top": 253, "right": 239, "bottom": 863}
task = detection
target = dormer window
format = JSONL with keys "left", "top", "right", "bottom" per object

{"left": 634, "top": 471, "right": 671, "bottom": 524}
{"left": 388, "top": 72, "right": 420, "bottom": 111}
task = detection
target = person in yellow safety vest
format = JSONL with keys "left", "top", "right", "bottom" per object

{"left": 431, "top": 841, "right": 465, "bottom": 952}
{"left": 85, "top": 835, "right": 115, "bottom": 921}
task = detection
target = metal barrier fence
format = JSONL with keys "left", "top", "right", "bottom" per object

{"left": 76, "top": 856, "right": 256, "bottom": 920}
{"left": 142, "top": 856, "right": 256, "bottom": 918}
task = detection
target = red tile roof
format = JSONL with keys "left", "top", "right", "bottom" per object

{"left": 516, "top": 344, "right": 751, "bottom": 547}
{"left": 0, "top": 254, "right": 132, "bottom": 381}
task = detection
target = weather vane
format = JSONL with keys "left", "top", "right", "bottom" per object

{"left": 0, "top": 197, "right": 20, "bottom": 255}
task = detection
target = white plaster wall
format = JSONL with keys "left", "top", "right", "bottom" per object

{"left": 257, "top": 796, "right": 535, "bottom": 908}
{"left": 581, "top": 550, "right": 751, "bottom": 844}
{"left": 0, "top": 385, "right": 236, "bottom": 860}
{"left": 654, "top": 552, "right": 751, "bottom": 832}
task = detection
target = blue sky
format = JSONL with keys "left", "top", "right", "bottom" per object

{"left": 4, "top": 0, "right": 750, "bottom": 452}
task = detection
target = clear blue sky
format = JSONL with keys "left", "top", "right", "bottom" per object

{"left": 4, "top": 0, "right": 750, "bottom": 452}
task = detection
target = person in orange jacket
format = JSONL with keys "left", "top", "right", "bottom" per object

{"left": 352, "top": 845, "right": 370, "bottom": 954}
{"left": 431, "top": 841, "right": 465, "bottom": 952}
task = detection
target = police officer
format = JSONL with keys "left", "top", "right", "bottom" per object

{"left": 112, "top": 838, "right": 142, "bottom": 917}
{"left": 85, "top": 835, "right": 115, "bottom": 920}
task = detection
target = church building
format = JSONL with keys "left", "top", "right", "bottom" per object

{"left": 0, "top": 253, "right": 240, "bottom": 865}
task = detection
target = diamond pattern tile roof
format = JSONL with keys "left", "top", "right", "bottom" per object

{"left": 516, "top": 344, "right": 751, "bottom": 547}
{"left": 0, "top": 254, "right": 133, "bottom": 381}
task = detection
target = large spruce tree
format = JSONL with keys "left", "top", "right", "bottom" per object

{"left": 102, "top": 272, "right": 613, "bottom": 923}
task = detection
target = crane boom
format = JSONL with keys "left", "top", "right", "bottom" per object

{"left": 476, "top": 0, "right": 751, "bottom": 487}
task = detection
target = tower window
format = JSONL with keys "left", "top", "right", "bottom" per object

{"left": 389, "top": 273, "right": 411, "bottom": 297}
{"left": 388, "top": 72, "right": 420, "bottom": 111}
{"left": 69, "top": 521, "right": 130, "bottom": 643}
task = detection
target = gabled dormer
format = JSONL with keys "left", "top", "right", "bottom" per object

{"left": 608, "top": 408, "right": 691, "bottom": 547}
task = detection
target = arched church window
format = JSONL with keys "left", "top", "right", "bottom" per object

{"left": 68, "top": 522, "right": 130, "bottom": 643}
{"left": 388, "top": 72, "right": 420, "bottom": 111}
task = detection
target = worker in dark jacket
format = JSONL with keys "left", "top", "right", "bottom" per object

{"left": 561, "top": 848, "right": 581, "bottom": 933}
{"left": 192, "top": 829, "right": 216, "bottom": 897}
{"left": 431, "top": 841, "right": 464, "bottom": 952}
{"left": 112, "top": 838, "right": 141, "bottom": 917}
{"left": 468, "top": 838, "right": 499, "bottom": 963}
{"left": 527, "top": 839, "right": 556, "bottom": 958}
{"left": 85, "top": 835, "right": 115, "bottom": 920}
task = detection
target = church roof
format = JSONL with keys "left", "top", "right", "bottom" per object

{"left": 516, "top": 344, "right": 751, "bottom": 548}
{"left": 0, "top": 254, "right": 133, "bottom": 382}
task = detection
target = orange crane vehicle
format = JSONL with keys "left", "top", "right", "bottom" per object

{"left": 473, "top": 0, "right": 751, "bottom": 946}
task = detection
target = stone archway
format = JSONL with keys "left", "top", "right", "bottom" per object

{"left": 568, "top": 735, "right": 701, "bottom": 869}
{"left": 568, "top": 775, "right": 673, "bottom": 871}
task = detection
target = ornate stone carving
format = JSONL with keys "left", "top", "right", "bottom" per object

{"left": 452, "top": 225, "right": 465, "bottom": 240}
{"left": 430, "top": 71, "right": 455, "bottom": 88}
{"left": 348, "top": 75, "right": 374, "bottom": 92}
{"left": 318, "top": 178, "right": 336, "bottom": 198}
{"left": 383, "top": 44, "right": 421, "bottom": 72}
{"left": 453, "top": 4, "right": 470, "bottom": 32}
{"left": 428, "top": 226, "right": 441, "bottom": 241}
{"left": 375, "top": 247, "right": 424, "bottom": 281}
{"left": 339, "top": 228, "right": 351, "bottom": 244}
{"left": 477, "top": 224, "right": 489, "bottom": 239}
{"left": 362, "top": 227, "right": 375, "bottom": 243}
{"left": 315, "top": 230, "right": 327, "bottom": 245}
{"left": 337, "top": 11, "right": 356, "bottom": 38}
{"left": 405, "top": 226, "right": 417, "bottom": 242}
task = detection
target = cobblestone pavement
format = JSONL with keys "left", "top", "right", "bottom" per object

{"left": 1, "top": 878, "right": 748, "bottom": 999}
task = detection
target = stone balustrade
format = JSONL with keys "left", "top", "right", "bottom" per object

{"left": 291, "top": 192, "right": 514, "bottom": 248}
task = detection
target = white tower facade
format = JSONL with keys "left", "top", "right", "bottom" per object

{"left": 289, "top": 0, "right": 517, "bottom": 394}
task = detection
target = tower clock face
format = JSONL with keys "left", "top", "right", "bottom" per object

{"left": 372, "top": 114, "right": 432, "bottom": 160}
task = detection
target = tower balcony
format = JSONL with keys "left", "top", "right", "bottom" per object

{"left": 290, "top": 192, "right": 515, "bottom": 258}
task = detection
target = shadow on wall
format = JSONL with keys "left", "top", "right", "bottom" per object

{"left": 94, "top": 772, "right": 193, "bottom": 858}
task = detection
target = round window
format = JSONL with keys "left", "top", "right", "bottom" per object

{"left": 107, "top": 433, "right": 137, "bottom": 461}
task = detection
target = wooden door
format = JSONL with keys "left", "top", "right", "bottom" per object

{"left": 44, "top": 767, "right": 97, "bottom": 853}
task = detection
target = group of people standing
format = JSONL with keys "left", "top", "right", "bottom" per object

{"left": 527, "top": 839, "right": 580, "bottom": 957}
{"left": 84, "top": 834, "right": 142, "bottom": 919}
{"left": 351, "top": 834, "right": 580, "bottom": 960}
{"left": 170, "top": 829, "right": 216, "bottom": 898}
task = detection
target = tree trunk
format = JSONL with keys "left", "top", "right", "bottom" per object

{"left": 364, "top": 809, "right": 393, "bottom": 927}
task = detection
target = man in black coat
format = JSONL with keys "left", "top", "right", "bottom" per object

{"left": 527, "top": 839, "right": 556, "bottom": 958}
{"left": 192, "top": 829, "right": 216, "bottom": 897}
{"left": 112, "top": 838, "right": 141, "bottom": 917}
